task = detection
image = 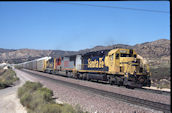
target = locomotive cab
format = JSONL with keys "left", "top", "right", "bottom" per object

{"left": 105, "top": 48, "right": 151, "bottom": 88}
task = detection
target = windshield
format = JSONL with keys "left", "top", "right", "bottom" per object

{"left": 120, "top": 53, "right": 132, "bottom": 57}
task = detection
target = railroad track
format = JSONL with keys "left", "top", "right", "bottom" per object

{"left": 89, "top": 80, "right": 170, "bottom": 96}
{"left": 137, "top": 87, "right": 170, "bottom": 96}
{"left": 21, "top": 69, "right": 171, "bottom": 113}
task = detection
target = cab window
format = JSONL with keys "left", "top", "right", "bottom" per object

{"left": 109, "top": 54, "right": 114, "bottom": 61}
{"left": 116, "top": 53, "right": 119, "bottom": 59}
{"left": 121, "top": 53, "right": 131, "bottom": 57}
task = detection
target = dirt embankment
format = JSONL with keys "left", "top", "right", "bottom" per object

{"left": 0, "top": 69, "right": 35, "bottom": 113}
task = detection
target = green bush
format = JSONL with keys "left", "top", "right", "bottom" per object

{"left": 37, "top": 87, "right": 54, "bottom": 102}
{"left": 61, "top": 104, "right": 77, "bottom": 113}
{"left": 150, "top": 67, "right": 170, "bottom": 89}
{"left": 75, "top": 104, "right": 87, "bottom": 113}
{"left": 41, "top": 103, "right": 62, "bottom": 113}
{"left": 20, "top": 93, "right": 32, "bottom": 107}
{"left": 0, "top": 69, "right": 19, "bottom": 89}
{"left": 18, "top": 81, "right": 87, "bottom": 113}
{"left": 23, "top": 81, "right": 42, "bottom": 91}
{"left": 28, "top": 88, "right": 53, "bottom": 110}
{"left": 18, "top": 81, "right": 42, "bottom": 98}
{"left": 150, "top": 67, "right": 170, "bottom": 80}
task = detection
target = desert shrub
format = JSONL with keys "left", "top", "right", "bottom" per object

{"left": 75, "top": 104, "right": 87, "bottom": 113}
{"left": 0, "top": 69, "right": 19, "bottom": 89}
{"left": 0, "top": 83, "right": 7, "bottom": 89}
{"left": 18, "top": 81, "right": 87, "bottom": 113}
{"left": 28, "top": 88, "right": 53, "bottom": 110}
{"left": 150, "top": 67, "right": 170, "bottom": 89}
{"left": 23, "top": 81, "right": 42, "bottom": 91}
{"left": 61, "top": 104, "right": 77, "bottom": 113}
{"left": 20, "top": 93, "right": 32, "bottom": 107}
{"left": 40, "top": 103, "right": 62, "bottom": 113}
{"left": 18, "top": 81, "right": 42, "bottom": 98}
{"left": 0, "top": 69, "right": 6, "bottom": 75}
{"left": 150, "top": 67, "right": 170, "bottom": 80}
{"left": 37, "top": 87, "right": 54, "bottom": 102}
{"left": 155, "top": 79, "right": 171, "bottom": 89}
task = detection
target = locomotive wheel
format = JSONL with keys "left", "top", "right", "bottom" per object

{"left": 78, "top": 74, "right": 82, "bottom": 79}
{"left": 113, "top": 77, "right": 118, "bottom": 85}
{"left": 76, "top": 73, "right": 79, "bottom": 79}
{"left": 68, "top": 72, "right": 71, "bottom": 78}
{"left": 110, "top": 81, "right": 113, "bottom": 85}
{"left": 86, "top": 74, "right": 90, "bottom": 81}
{"left": 82, "top": 73, "right": 87, "bottom": 80}
{"left": 65, "top": 71, "right": 68, "bottom": 76}
{"left": 108, "top": 79, "right": 113, "bottom": 85}
{"left": 126, "top": 85, "right": 134, "bottom": 89}
{"left": 117, "top": 81, "right": 123, "bottom": 87}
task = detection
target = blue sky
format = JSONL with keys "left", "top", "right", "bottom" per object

{"left": 0, "top": 1, "right": 170, "bottom": 51}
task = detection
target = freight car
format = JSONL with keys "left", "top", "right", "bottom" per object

{"left": 16, "top": 48, "right": 151, "bottom": 88}
{"left": 15, "top": 57, "right": 51, "bottom": 72}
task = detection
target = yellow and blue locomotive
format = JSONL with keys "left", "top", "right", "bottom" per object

{"left": 77, "top": 48, "right": 151, "bottom": 88}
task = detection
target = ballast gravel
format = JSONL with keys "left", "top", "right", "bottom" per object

{"left": 24, "top": 69, "right": 170, "bottom": 105}
{"left": 19, "top": 69, "right": 168, "bottom": 113}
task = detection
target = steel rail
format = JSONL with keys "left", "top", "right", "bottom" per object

{"left": 136, "top": 87, "right": 170, "bottom": 96}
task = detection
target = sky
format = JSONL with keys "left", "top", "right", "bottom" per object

{"left": 0, "top": 1, "right": 170, "bottom": 51}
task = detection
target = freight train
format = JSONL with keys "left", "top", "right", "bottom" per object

{"left": 15, "top": 48, "right": 151, "bottom": 88}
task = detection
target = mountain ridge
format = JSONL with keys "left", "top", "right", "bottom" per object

{"left": 0, "top": 39, "right": 170, "bottom": 68}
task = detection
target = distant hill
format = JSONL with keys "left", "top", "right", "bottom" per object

{"left": 77, "top": 39, "right": 170, "bottom": 68}
{"left": 133, "top": 39, "right": 170, "bottom": 68}
{"left": 133, "top": 39, "right": 170, "bottom": 59}
{"left": 0, "top": 49, "right": 77, "bottom": 64}
{"left": 0, "top": 39, "right": 170, "bottom": 68}
{"left": 0, "top": 48, "right": 16, "bottom": 53}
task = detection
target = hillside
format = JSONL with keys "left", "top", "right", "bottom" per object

{"left": 133, "top": 39, "right": 170, "bottom": 68}
{"left": 0, "top": 48, "right": 15, "bottom": 53}
{"left": 1, "top": 39, "right": 170, "bottom": 88}
{"left": 0, "top": 49, "right": 51, "bottom": 64}
{"left": 77, "top": 39, "right": 170, "bottom": 68}
{"left": 0, "top": 39, "right": 170, "bottom": 68}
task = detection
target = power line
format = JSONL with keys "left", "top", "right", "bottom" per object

{"left": 55, "top": 2, "right": 169, "bottom": 14}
